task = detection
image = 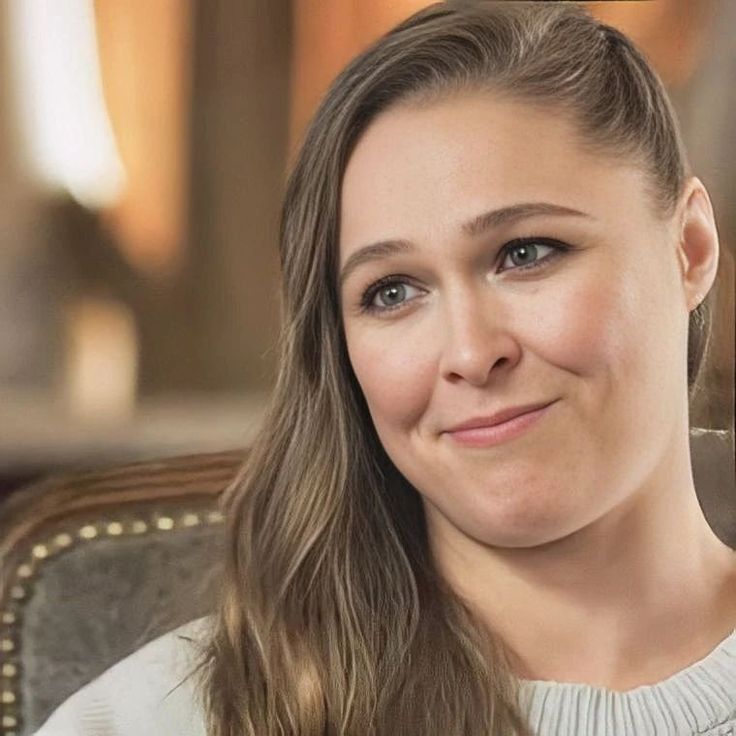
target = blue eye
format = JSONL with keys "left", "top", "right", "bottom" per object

{"left": 499, "top": 238, "right": 563, "bottom": 272}
{"left": 361, "top": 278, "right": 423, "bottom": 313}
{"left": 358, "top": 237, "right": 570, "bottom": 315}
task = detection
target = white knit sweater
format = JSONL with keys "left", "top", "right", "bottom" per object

{"left": 33, "top": 618, "right": 209, "bottom": 736}
{"left": 33, "top": 618, "right": 736, "bottom": 736}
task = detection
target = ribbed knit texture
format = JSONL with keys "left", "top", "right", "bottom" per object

{"left": 518, "top": 629, "right": 736, "bottom": 735}
{"left": 34, "top": 620, "right": 736, "bottom": 735}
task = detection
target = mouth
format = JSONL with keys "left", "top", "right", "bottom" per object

{"left": 443, "top": 401, "right": 557, "bottom": 448}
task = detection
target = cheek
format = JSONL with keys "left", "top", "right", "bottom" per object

{"left": 346, "top": 326, "right": 436, "bottom": 434}
{"left": 534, "top": 266, "right": 648, "bottom": 389}
{"left": 536, "top": 255, "right": 678, "bottom": 441}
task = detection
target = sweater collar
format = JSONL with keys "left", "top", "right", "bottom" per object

{"left": 517, "top": 629, "right": 736, "bottom": 735}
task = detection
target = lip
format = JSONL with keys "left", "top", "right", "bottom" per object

{"left": 443, "top": 400, "right": 557, "bottom": 448}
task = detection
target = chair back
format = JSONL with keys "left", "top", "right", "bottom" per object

{"left": 0, "top": 450, "right": 244, "bottom": 735}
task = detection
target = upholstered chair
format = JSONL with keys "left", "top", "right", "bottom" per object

{"left": 0, "top": 450, "right": 244, "bottom": 736}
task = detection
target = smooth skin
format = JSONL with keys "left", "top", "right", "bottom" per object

{"left": 338, "top": 91, "right": 736, "bottom": 690}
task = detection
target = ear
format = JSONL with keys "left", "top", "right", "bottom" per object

{"left": 675, "top": 177, "right": 719, "bottom": 312}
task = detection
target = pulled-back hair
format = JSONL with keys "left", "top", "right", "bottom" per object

{"left": 200, "top": 3, "right": 714, "bottom": 734}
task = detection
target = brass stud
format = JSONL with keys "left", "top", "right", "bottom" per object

{"left": 182, "top": 513, "right": 200, "bottom": 527}
{"left": 106, "top": 522, "right": 123, "bottom": 536}
{"left": 131, "top": 520, "right": 148, "bottom": 534}
{"left": 79, "top": 525, "right": 98, "bottom": 540}
{"left": 1, "top": 690, "right": 16, "bottom": 703}
{"left": 10, "top": 586, "right": 25, "bottom": 601}
{"left": 2, "top": 714, "right": 17, "bottom": 728}
{"left": 31, "top": 544, "right": 48, "bottom": 560}
{"left": 16, "top": 564, "right": 32, "bottom": 579}
{"left": 207, "top": 510, "right": 224, "bottom": 523}
{"left": 0, "top": 639, "right": 14, "bottom": 653}
{"left": 0, "top": 612, "right": 16, "bottom": 625}
{"left": 1, "top": 663, "right": 17, "bottom": 678}
{"left": 54, "top": 532, "right": 73, "bottom": 548}
{"left": 156, "top": 517, "right": 174, "bottom": 531}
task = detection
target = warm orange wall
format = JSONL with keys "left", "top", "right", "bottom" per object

{"left": 94, "top": 0, "right": 192, "bottom": 275}
{"left": 290, "top": 0, "right": 428, "bottom": 150}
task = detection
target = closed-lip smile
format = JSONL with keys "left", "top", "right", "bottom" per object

{"left": 445, "top": 400, "right": 557, "bottom": 433}
{"left": 442, "top": 400, "right": 558, "bottom": 448}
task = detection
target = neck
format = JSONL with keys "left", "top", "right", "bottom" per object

{"left": 428, "top": 430, "right": 736, "bottom": 691}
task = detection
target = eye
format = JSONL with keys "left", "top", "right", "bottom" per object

{"left": 360, "top": 276, "right": 424, "bottom": 314}
{"left": 357, "top": 237, "right": 570, "bottom": 316}
{"left": 498, "top": 237, "right": 568, "bottom": 273}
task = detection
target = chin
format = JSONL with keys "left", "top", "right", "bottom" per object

{"left": 446, "top": 488, "right": 590, "bottom": 550}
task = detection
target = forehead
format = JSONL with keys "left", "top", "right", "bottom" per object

{"left": 339, "top": 92, "right": 648, "bottom": 257}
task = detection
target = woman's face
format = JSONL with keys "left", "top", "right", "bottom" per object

{"left": 338, "top": 92, "right": 692, "bottom": 549}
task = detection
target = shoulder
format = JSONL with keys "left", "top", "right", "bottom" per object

{"left": 32, "top": 617, "right": 213, "bottom": 736}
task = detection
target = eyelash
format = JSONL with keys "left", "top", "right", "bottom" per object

{"left": 358, "top": 236, "right": 570, "bottom": 315}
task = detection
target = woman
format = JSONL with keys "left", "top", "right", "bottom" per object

{"left": 34, "top": 2, "right": 735, "bottom": 735}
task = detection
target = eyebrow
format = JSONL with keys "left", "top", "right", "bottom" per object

{"left": 338, "top": 201, "right": 590, "bottom": 288}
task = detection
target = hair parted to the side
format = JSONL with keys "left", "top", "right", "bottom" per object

{"left": 197, "top": 3, "right": 714, "bottom": 734}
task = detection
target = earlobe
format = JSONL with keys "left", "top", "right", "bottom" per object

{"left": 677, "top": 178, "right": 719, "bottom": 312}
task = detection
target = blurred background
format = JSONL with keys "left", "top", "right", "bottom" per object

{"left": 0, "top": 0, "right": 733, "bottom": 494}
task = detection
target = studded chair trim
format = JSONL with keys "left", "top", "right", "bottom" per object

{"left": 0, "top": 449, "right": 245, "bottom": 736}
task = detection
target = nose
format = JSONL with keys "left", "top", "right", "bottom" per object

{"left": 437, "top": 289, "right": 521, "bottom": 386}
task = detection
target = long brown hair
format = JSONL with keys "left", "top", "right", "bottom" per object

{"left": 199, "top": 3, "right": 714, "bottom": 734}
